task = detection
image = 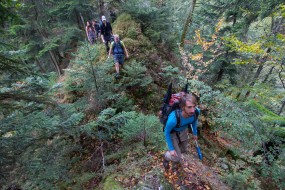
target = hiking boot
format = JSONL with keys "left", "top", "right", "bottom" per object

{"left": 162, "top": 154, "right": 169, "bottom": 170}
{"left": 115, "top": 73, "right": 120, "bottom": 79}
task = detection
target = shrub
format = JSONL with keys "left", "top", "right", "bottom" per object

{"left": 119, "top": 113, "right": 164, "bottom": 149}
{"left": 223, "top": 169, "right": 261, "bottom": 190}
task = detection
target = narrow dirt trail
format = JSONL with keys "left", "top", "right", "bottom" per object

{"left": 161, "top": 146, "right": 230, "bottom": 190}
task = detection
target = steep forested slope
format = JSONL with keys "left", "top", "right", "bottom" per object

{"left": 1, "top": 0, "right": 285, "bottom": 189}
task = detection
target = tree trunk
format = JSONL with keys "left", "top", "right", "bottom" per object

{"left": 143, "top": 126, "right": 147, "bottom": 147}
{"left": 180, "top": 0, "right": 197, "bottom": 47}
{"left": 48, "top": 50, "right": 61, "bottom": 76}
{"left": 29, "top": 0, "right": 62, "bottom": 75}
{"left": 249, "top": 64, "right": 264, "bottom": 87}
{"left": 262, "top": 66, "right": 274, "bottom": 83}
{"left": 245, "top": 48, "right": 271, "bottom": 98}
{"left": 98, "top": 0, "right": 104, "bottom": 16}
{"left": 233, "top": 15, "right": 237, "bottom": 26}
{"left": 278, "top": 99, "right": 285, "bottom": 115}
{"left": 74, "top": 8, "right": 82, "bottom": 29}
{"left": 279, "top": 63, "right": 285, "bottom": 89}
{"left": 35, "top": 58, "right": 45, "bottom": 73}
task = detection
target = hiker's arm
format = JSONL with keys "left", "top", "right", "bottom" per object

{"left": 101, "top": 34, "right": 105, "bottom": 43}
{"left": 191, "top": 108, "right": 200, "bottom": 139}
{"left": 85, "top": 27, "right": 88, "bottom": 38}
{"left": 100, "top": 25, "right": 105, "bottom": 42}
{"left": 164, "top": 112, "right": 177, "bottom": 151}
{"left": 191, "top": 120, "right": 198, "bottom": 136}
{"left": 108, "top": 43, "right": 113, "bottom": 58}
{"left": 124, "top": 48, "right": 129, "bottom": 58}
{"left": 122, "top": 42, "right": 129, "bottom": 58}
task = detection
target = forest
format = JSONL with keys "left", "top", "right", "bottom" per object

{"left": 1, "top": 0, "right": 285, "bottom": 189}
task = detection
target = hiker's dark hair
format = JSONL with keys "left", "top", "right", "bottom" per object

{"left": 180, "top": 94, "right": 198, "bottom": 107}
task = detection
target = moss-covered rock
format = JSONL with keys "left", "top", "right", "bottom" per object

{"left": 103, "top": 175, "right": 124, "bottom": 190}
{"left": 112, "top": 13, "right": 153, "bottom": 55}
{"left": 112, "top": 13, "right": 141, "bottom": 40}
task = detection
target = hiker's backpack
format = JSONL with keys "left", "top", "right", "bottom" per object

{"left": 159, "top": 83, "right": 199, "bottom": 131}
{"left": 112, "top": 41, "right": 124, "bottom": 55}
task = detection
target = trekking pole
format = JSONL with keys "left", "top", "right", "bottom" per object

{"left": 190, "top": 124, "right": 203, "bottom": 160}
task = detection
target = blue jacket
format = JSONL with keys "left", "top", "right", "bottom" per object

{"left": 164, "top": 108, "right": 200, "bottom": 151}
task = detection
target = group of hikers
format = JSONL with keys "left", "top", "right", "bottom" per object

{"left": 86, "top": 15, "right": 201, "bottom": 171}
{"left": 85, "top": 15, "right": 129, "bottom": 79}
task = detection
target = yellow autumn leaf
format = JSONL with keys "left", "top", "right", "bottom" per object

{"left": 191, "top": 53, "right": 203, "bottom": 61}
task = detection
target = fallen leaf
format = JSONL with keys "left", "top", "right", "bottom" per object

{"left": 205, "top": 185, "right": 211, "bottom": 190}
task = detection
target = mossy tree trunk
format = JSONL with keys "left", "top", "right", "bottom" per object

{"left": 180, "top": 0, "right": 197, "bottom": 48}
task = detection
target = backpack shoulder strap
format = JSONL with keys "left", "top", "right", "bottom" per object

{"left": 111, "top": 41, "right": 115, "bottom": 49}
{"left": 174, "top": 109, "right": 181, "bottom": 128}
{"left": 194, "top": 108, "right": 199, "bottom": 122}
{"left": 120, "top": 41, "right": 124, "bottom": 47}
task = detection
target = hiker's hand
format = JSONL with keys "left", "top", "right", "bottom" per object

{"left": 193, "top": 135, "right": 198, "bottom": 141}
{"left": 158, "top": 110, "right": 162, "bottom": 117}
{"left": 170, "top": 150, "right": 178, "bottom": 157}
{"left": 126, "top": 54, "right": 129, "bottom": 59}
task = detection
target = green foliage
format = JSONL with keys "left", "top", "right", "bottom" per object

{"left": 225, "top": 36, "right": 264, "bottom": 54}
{"left": 120, "top": 0, "right": 177, "bottom": 46}
{"left": 1, "top": 1, "right": 285, "bottom": 189}
{"left": 249, "top": 100, "right": 285, "bottom": 124}
{"left": 81, "top": 108, "right": 137, "bottom": 139}
{"left": 119, "top": 112, "right": 164, "bottom": 148}
{"left": 1, "top": 0, "right": 95, "bottom": 74}
{"left": 0, "top": 0, "right": 21, "bottom": 26}
{"left": 223, "top": 168, "right": 261, "bottom": 190}
{"left": 112, "top": 13, "right": 141, "bottom": 40}
{"left": 111, "top": 13, "right": 153, "bottom": 59}
{"left": 159, "top": 65, "right": 180, "bottom": 82}
{"left": 103, "top": 175, "right": 124, "bottom": 190}
{"left": 0, "top": 96, "right": 86, "bottom": 189}
{"left": 121, "top": 61, "right": 153, "bottom": 89}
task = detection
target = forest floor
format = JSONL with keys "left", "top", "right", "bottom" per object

{"left": 135, "top": 141, "right": 231, "bottom": 190}
{"left": 161, "top": 146, "right": 229, "bottom": 190}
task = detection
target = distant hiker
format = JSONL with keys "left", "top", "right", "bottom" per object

{"left": 92, "top": 20, "right": 101, "bottom": 39}
{"left": 85, "top": 20, "right": 96, "bottom": 45}
{"left": 100, "top": 15, "right": 113, "bottom": 53}
{"left": 108, "top": 34, "right": 129, "bottom": 79}
{"left": 163, "top": 93, "right": 200, "bottom": 169}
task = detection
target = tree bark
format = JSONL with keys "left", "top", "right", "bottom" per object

{"left": 245, "top": 48, "right": 271, "bottom": 98}
{"left": 98, "top": 0, "right": 104, "bottom": 16}
{"left": 249, "top": 64, "right": 264, "bottom": 87}
{"left": 29, "top": 0, "right": 62, "bottom": 75}
{"left": 278, "top": 100, "right": 285, "bottom": 115}
{"left": 180, "top": 0, "right": 197, "bottom": 47}
{"left": 48, "top": 50, "right": 62, "bottom": 76}
{"left": 35, "top": 58, "right": 45, "bottom": 73}
{"left": 262, "top": 66, "right": 274, "bottom": 83}
{"left": 279, "top": 63, "right": 285, "bottom": 89}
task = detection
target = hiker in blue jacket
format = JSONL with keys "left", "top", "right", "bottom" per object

{"left": 108, "top": 34, "right": 129, "bottom": 79}
{"left": 163, "top": 94, "right": 200, "bottom": 168}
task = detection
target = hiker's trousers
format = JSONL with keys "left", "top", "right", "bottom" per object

{"left": 103, "top": 35, "right": 111, "bottom": 53}
{"left": 165, "top": 128, "right": 189, "bottom": 162}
